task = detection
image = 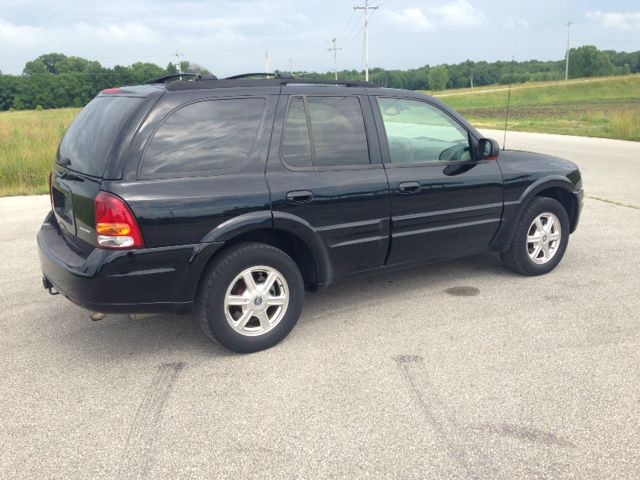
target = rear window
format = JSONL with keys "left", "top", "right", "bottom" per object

{"left": 58, "top": 96, "right": 142, "bottom": 177}
{"left": 140, "top": 98, "right": 266, "bottom": 177}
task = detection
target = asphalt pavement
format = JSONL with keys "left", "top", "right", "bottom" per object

{"left": 1, "top": 130, "right": 639, "bottom": 479}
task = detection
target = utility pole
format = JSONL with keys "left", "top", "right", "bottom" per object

{"left": 265, "top": 50, "right": 271, "bottom": 74}
{"left": 354, "top": 0, "right": 378, "bottom": 81}
{"left": 327, "top": 37, "right": 342, "bottom": 81}
{"left": 564, "top": 20, "right": 572, "bottom": 81}
{"left": 174, "top": 51, "right": 184, "bottom": 74}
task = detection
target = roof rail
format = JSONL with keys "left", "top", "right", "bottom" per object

{"left": 225, "top": 72, "right": 293, "bottom": 80}
{"left": 283, "top": 79, "right": 377, "bottom": 88}
{"left": 146, "top": 73, "right": 217, "bottom": 84}
{"left": 164, "top": 76, "right": 379, "bottom": 91}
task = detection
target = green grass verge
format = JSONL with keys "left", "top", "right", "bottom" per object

{"left": 428, "top": 75, "right": 640, "bottom": 141}
{"left": 0, "top": 108, "right": 80, "bottom": 196}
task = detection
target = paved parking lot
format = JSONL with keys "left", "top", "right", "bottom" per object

{"left": 1, "top": 131, "right": 639, "bottom": 479}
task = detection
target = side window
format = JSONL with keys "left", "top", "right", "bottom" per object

{"left": 281, "top": 95, "right": 370, "bottom": 169}
{"left": 140, "top": 98, "right": 265, "bottom": 177}
{"left": 282, "top": 97, "right": 312, "bottom": 168}
{"left": 377, "top": 98, "right": 471, "bottom": 164}
{"left": 307, "top": 97, "right": 370, "bottom": 167}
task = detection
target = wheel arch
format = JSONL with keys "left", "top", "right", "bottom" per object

{"left": 196, "top": 211, "right": 332, "bottom": 295}
{"left": 492, "top": 176, "right": 578, "bottom": 250}
{"left": 534, "top": 186, "right": 579, "bottom": 232}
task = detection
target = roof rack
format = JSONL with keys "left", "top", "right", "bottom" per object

{"left": 225, "top": 72, "right": 293, "bottom": 80}
{"left": 146, "top": 73, "right": 218, "bottom": 84}
{"left": 284, "top": 79, "right": 376, "bottom": 88}
{"left": 164, "top": 74, "right": 378, "bottom": 91}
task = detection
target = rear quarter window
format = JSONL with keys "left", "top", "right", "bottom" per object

{"left": 140, "top": 98, "right": 266, "bottom": 177}
{"left": 58, "top": 96, "right": 143, "bottom": 177}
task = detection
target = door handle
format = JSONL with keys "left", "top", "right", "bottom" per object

{"left": 398, "top": 182, "right": 422, "bottom": 194}
{"left": 286, "top": 190, "right": 314, "bottom": 204}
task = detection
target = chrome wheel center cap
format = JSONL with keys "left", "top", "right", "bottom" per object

{"left": 253, "top": 297, "right": 264, "bottom": 307}
{"left": 543, "top": 235, "right": 548, "bottom": 242}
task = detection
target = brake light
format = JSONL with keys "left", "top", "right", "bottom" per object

{"left": 101, "top": 88, "right": 122, "bottom": 95}
{"left": 95, "top": 192, "right": 144, "bottom": 249}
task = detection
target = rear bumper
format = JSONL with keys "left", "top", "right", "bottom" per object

{"left": 38, "top": 211, "right": 223, "bottom": 314}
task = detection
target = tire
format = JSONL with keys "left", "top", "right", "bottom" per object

{"left": 500, "top": 197, "right": 570, "bottom": 276}
{"left": 196, "top": 242, "right": 304, "bottom": 353}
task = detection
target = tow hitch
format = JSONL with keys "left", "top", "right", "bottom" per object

{"left": 42, "top": 276, "right": 59, "bottom": 295}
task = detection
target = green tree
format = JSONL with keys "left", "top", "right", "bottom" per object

{"left": 166, "top": 62, "right": 178, "bottom": 74}
{"left": 23, "top": 53, "right": 68, "bottom": 75}
{"left": 183, "top": 62, "right": 212, "bottom": 76}
{"left": 569, "top": 45, "right": 615, "bottom": 78}
{"left": 428, "top": 66, "right": 449, "bottom": 90}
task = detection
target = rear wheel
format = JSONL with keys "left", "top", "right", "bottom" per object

{"left": 501, "top": 197, "right": 570, "bottom": 276}
{"left": 197, "top": 242, "right": 304, "bottom": 353}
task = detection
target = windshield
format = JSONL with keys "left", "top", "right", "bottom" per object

{"left": 57, "top": 96, "right": 143, "bottom": 177}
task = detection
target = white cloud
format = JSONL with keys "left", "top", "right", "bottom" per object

{"left": 386, "top": 8, "right": 434, "bottom": 31}
{"left": 429, "top": 0, "right": 487, "bottom": 28}
{"left": 505, "top": 15, "right": 530, "bottom": 29}
{"left": 0, "top": 3, "right": 320, "bottom": 75}
{"left": 0, "top": 19, "right": 161, "bottom": 51}
{"left": 384, "top": 0, "right": 487, "bottom": 31}
{"left": 587, "top": 11, "right": 640, "bottom": 29}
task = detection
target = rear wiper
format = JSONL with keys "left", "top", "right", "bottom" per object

{"left": 58, "top": 157, "right": 72, "bottom": 167}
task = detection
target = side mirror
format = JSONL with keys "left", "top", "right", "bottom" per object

{"left": 477, "top": 138, "right": 500, "bottom": 160}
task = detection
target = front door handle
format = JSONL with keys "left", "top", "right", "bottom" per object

{"left": 398, "top": 181, "right": 422, "bottom": 194}
{"left": 286, "top": 190, "right": 314, "bottom": 204}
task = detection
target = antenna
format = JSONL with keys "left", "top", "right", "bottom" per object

{"left": 503, "top": 56, "right": 515, "bottom": 150}
{"left": 353, "top": 0, "right": 378, "bottom": 81}
{"left": 327, "top": 37, "right": 343, "bottom": 81}
{"left": 564, "top": 20, "right": 572, "bottom": 81}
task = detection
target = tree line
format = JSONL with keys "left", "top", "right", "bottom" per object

{"left": 0, "top": 46, "right": 638, "bottom": 111}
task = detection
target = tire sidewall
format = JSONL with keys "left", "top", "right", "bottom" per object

{"left": 201, "top": 244, "right": 304, "bottom": 353}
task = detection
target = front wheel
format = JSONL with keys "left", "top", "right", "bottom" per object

{"left": 501, "top": 197, "right": 570, "bottom": 276}
{"left": 197, "top": 242, "right": 304, "bottom": 353}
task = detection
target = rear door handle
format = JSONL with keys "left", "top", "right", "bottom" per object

{"left": 398, "top": 181, "right": 422, "bottom": 194}
{"left": 286, "top": 190, "right": 314, "bottom": 204}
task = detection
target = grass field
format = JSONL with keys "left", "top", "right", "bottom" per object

{"left": 429, "top": 75, "right": 640, "bottom": 141}
{"left": 0, "top": 108, "right": 80, "bottom": 196}
{"left": 0, "top": 75, "right": 638, "bottom": 196}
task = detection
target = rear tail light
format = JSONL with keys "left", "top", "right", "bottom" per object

{"left": 95, "top": 192, "right": 144, "bottom": 249}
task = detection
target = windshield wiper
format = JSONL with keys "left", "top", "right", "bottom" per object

{"left": 58, "top": 157, "right": 72, "bottom": 167}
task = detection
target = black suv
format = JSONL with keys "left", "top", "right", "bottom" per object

{"left": 38, "top": 74, "right": 583, "bottom": 353}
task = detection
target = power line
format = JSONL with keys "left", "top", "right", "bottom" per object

{"left": 327, "top": 37, "right": 343, "bottom": 80}
{"left": 342, "top": 21, "right": 365, "bottom": 49}
{"left": 339, "top": 9, "right": 364, "bottom": 49}
{"left": 353, "top": 0, "right": 378, "bottom": 81}
{"left": 336, "top": 10, "right": 357, "bottom": 44}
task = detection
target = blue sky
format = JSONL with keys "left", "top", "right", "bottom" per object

{"left": 1, "top": 0, "right": 639, "bottom": 76}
